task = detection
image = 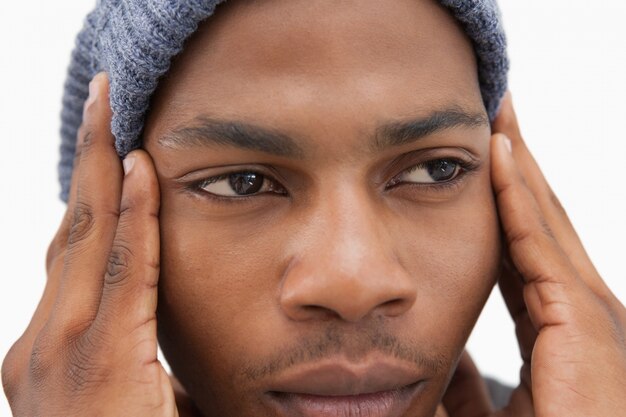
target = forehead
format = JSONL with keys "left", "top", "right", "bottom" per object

{"left": 145, "top": 0, "right": 483, "bottom": 146}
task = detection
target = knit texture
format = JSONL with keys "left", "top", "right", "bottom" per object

{"left": 59, "top": 0, "right": 509, "bottom": 202}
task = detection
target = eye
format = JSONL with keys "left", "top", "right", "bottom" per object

{"left": 197, "top": 172, "right": 286, "bottom": 197}
{"left": 392, "top": 158, "right": 462, "bottom": 186}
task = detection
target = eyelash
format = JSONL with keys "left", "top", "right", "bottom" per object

{"left": 189, "top": 173, "right": 285, "bottom": 203}
{"left": 188, "top": 157, "right": 479, "bottom": 202}
{"left": 385, "top": 158, "right": 480, "bottom": 192}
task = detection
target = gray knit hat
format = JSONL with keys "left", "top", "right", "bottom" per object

{"left": 59, "top": 0, "right": 509, "bottom": 202}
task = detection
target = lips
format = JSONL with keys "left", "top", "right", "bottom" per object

{"left": 265, "top": 356, "right": 425, "bottom": 417}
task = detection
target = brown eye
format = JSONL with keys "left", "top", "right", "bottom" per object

{"left": 393, "top": 159, "right": 461, "bottom": 185}
{"left": 199, "top": 171, "right": 286, "bottom": 197}
{"left": 423, "top": 159, "right": 460, "bottom": 182}
{"left": 229, "top": 172, "right": 264, "bottom": 195}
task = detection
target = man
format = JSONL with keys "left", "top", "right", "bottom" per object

{"left": 2, "top": 0, "right": 625, "bottom": 416}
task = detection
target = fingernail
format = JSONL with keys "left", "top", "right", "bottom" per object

{"left": 82, "top": 74, "right": 101, "bottom": 120}
{"left": 123, "top": 154, "right": 136, "bottom": 175}
{"left": 89, "top": 78, "right": 99, "bottom": 101}
{"left": 87, "top": 74, "right": 102, "bottom": 104}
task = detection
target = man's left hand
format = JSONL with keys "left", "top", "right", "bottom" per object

{"left": 442, "top": 92, "right": 626, "bottom": 417}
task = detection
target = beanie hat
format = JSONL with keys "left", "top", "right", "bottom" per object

{"left": 59, "top": 0, "right": 509, "bottom": 202}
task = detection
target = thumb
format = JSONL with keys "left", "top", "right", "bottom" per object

{"left": 442, "top": 350, "right": 493, "bottom": 417}
{"left": 170, "top": 375, "right": 203, "bottom": 417}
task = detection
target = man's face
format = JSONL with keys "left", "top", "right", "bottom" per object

{"left": 142, "top": 0, "right": 501, "bottom": 415}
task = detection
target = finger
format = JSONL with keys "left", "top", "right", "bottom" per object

{"left": 29, "top": 95, "right": 90, "bottom": 325}
{"left": 158, "top": 365, "right": 180, "bottom": 417}
{"left": 171, "top": 375, "right": 203, "bottom": 417}
{"left": 494, "top": 384, "right": 534, "bottom": 417}
{"left": 20, "top": 142, "right": 84, "bottom": 340}
{"left": 442, "top": 350, "right": 493, "bottom": 417}
{"left": 492, "top": 93, "right": 613, "bottom": 301}
{"left": 497, "top": 258, "right": 537, "bottom": 384}
{"left": 2, "top": 93, "right": 97, "bottom": 390}
{"left": 46, "top": 120, "right": 84, "bottom": 274}
{"left": 491, "top": 133, "right": 592, "bottom": 330}
{"left": 492, "top": 134, "right": 626, "bottom": 416}
{"left": 497, "top": 243, "right": 537, "bottom": 410}
{"left": 50, "top": 72, "right": 124, "bottom": 331}
{"left": 93, "top": 149, "right": 160, "bottom": 339}
{"left": 498, "top": 256, "right": 539, "bottom": 406}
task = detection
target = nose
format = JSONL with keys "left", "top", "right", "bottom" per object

{"left": 279, "top": 192, "right": 417, "bottom": 323}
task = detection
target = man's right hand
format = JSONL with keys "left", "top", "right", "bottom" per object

{"left": 1, "top": 72, "right": 180, "bottom": 416}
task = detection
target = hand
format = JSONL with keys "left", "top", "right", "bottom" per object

{"left": 1, "top": 73, "right": 181, "bottom": 416}
{"left": 441, "top": 93, "right": 626, "bottom": 416}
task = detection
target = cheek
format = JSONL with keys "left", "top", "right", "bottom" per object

{"left": 392, "top": 171, "right": 501, "bottom": 351}
{"left": 156, "top": 197, "right": 289, "bottom": 398}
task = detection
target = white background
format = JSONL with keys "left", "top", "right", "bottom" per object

{"left": 0, "top": 1, "right": 624, "bottom": 415}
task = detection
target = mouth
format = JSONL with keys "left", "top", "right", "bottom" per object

{"left": 264, "top": 357, "right": 426, "bottom": 417}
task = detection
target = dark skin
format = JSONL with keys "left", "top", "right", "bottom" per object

{"left": 148, "top": 1, "right": 496, "bottom": 416}
{"left": 2, "top": 0, "right": 625, "bottom": 416}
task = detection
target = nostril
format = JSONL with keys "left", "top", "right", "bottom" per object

{"left": 379, "top": 298, "right": 403, "bottom": 307}
{"left": 379, "top": 298, "right": 410, "bottom": 316}
{"left": 300, "top": 305, "right": 341, "bottom": 321}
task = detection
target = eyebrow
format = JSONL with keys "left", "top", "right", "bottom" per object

{"left": 159, "top": 115, "right": 306, "bottom": 158}
{"left": 371, "top": 108, "right": 488, "bottom": 151}
{"left": 157, "top": 108, "right": 489, "bottom": 157}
